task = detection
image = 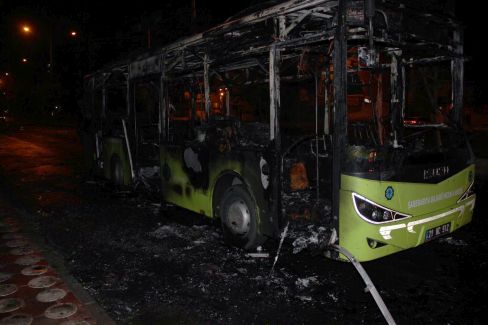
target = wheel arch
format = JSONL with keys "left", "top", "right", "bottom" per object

{"left": 211, "top": 168, "right": 275, "bottom": 240}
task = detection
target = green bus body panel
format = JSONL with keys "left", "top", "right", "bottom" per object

{"left": 94, "top": 136, "right": 273, "bottom": 236}
{"left": 103, "top": 137, "right": 132, "bottom": 187}
{"left": 160, "top": 146, "right": 270, "bottom": 232}
{"left": 339, "top": 165, "right": 475, "bottom": 261}
{"left": 160, "top": 146, "right": 222, "bottom": 217}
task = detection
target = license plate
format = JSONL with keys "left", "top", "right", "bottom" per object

{"left": 425, "top": 223, "right": 451, "bottom": 242}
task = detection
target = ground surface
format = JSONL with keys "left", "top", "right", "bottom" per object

{"left": 0, "top": 125, "right": 487, "bottom": 324}
{"left": 0, "top": 200, "right": 98, "bottom": 324}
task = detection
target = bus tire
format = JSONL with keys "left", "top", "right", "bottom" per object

{"left": 219, "top": 185, "right": 261, "bottom": 250}
{"left": 110, "top": 154, "right": 124, "bottom": 186}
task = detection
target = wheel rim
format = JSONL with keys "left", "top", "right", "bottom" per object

{"left": 225, "top": 199, "right": 251, "bottom": 236}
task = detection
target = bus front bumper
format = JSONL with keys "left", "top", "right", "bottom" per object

{"left": 338, "top": 193, "right": 476, "bottom": 262}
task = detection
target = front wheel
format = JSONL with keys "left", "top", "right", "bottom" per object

{"left": 219, "top": 185, "right": 263, "bottom": 250}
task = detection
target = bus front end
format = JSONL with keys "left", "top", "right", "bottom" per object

{"left": 339, "top": 165, "right": 475, "bottom": 261}
{"left": 332, "top": 0, "right": 474, "bottom": 261}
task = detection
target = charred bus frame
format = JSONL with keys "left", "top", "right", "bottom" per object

{"left": 81, "top": 0, "right": 475, "bottom": 261}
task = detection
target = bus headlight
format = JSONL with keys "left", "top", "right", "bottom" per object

{"left": 352, "top": 193, "right": 411, "bottom": 224}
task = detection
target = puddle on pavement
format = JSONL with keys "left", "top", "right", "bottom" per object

{"left": 15, "top": 255, "right": 41, "bottom": 266}
{"left": 44, "top": 303, "right": 78, "bottom": 319}
{"left": 21, "top": 265, "right": 48, "bottom": 276}
{"left": 9, "top": 247, "right": 34, "bottom": 256}
{"left": 28, "top": 276, "right": 57, "bottom": 289}
{"left": 0, "top": 297, "right": 24, "bottom": 313}
{"left": 0, "top": 273, "right": 12, "bottom": 283}
{"left": 36, "top": 288, "right": 67, "bottom": 303}
{"left": 0, "top": 313, "right": 33, "bottom": 325}
{"left": 0, "top": 284, "right": 17, "bottom": 297}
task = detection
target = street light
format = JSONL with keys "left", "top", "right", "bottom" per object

{"left": 21, "top": 24, "right": 32, "bottom": 34}
{"left": 18, "top": 21, "right": 80, "bottom": 73}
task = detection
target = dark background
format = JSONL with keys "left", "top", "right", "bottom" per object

{"left": 0, "top": 0, "right": 486, "bottom": 122}
{"left": 0, "top": 0, "right": 258, "bottom": 121}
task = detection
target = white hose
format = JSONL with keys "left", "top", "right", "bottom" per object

{"left": 269, "top": 221, "right": 290, "bottom": 277}
{"left": 327, "top": 244, "right": 396, "bottom": 325}
{"left": 121, "top": 119, "right": 135, "bottom": 180}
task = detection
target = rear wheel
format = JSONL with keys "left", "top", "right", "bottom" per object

{"left": 219, "top": 185, "right": 262, "bottom": 249}
{"left": 110, "top": 154, "right": 124, "bottom": 186}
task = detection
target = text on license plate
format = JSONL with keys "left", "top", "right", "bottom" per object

{"left": 425, "top": 222, "right": 451, "bottom": 241}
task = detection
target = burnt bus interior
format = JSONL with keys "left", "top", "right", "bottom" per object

{"left": 341, "top": 1, "right": 470, "bottom": 187}
{"left": 81, "top": 0, "right": 467, "bottom": 242}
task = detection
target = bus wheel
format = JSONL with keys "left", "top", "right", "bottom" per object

{"left": 110, "top": 154, "right": 124, "bottom": 186}
{"left": 219, "top": 185, "right": 260, "bottom": 250}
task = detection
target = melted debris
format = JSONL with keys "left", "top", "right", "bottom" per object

{"left": 34, "top": 180, "right": 488, "bottom": 325}
{"left": 288, "top": 224, "right": 332, "bottom": 254}
{"left": 37, "top": 184, "right": 354, "bottom": 324}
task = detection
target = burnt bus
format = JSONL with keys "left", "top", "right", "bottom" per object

{"left": 81, "top": 0, "right": 475, "bottom": 261}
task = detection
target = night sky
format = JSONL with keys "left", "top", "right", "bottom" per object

{"left": 0, "top": 0, "right": 257, "bottom": 118}
{"left": 0, "top": 0, "right": 256, "bottom": 70}
{"left": 0, "top": 0, "right": 486, "bottom": 119}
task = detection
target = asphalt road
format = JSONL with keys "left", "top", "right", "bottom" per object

{"left": 0, "top": 124, "right": 487, "bottom": 324}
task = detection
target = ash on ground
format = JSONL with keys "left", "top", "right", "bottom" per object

{"left": 32, "top": 180, "right": 488, "bottom": 324}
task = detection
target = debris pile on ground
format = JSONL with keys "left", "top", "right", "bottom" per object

{"left": 288, "top": 224, "right": 332, "bottom": 254}
{"left": 36, "top": 184, "right": 357, "bottom": 324}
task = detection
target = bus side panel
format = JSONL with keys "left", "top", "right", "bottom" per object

{"left": 160, "top": 145, "right": 275, "bottom": 237}
{"left": 160, "top": 145, "right": 213, "bottom": 216}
